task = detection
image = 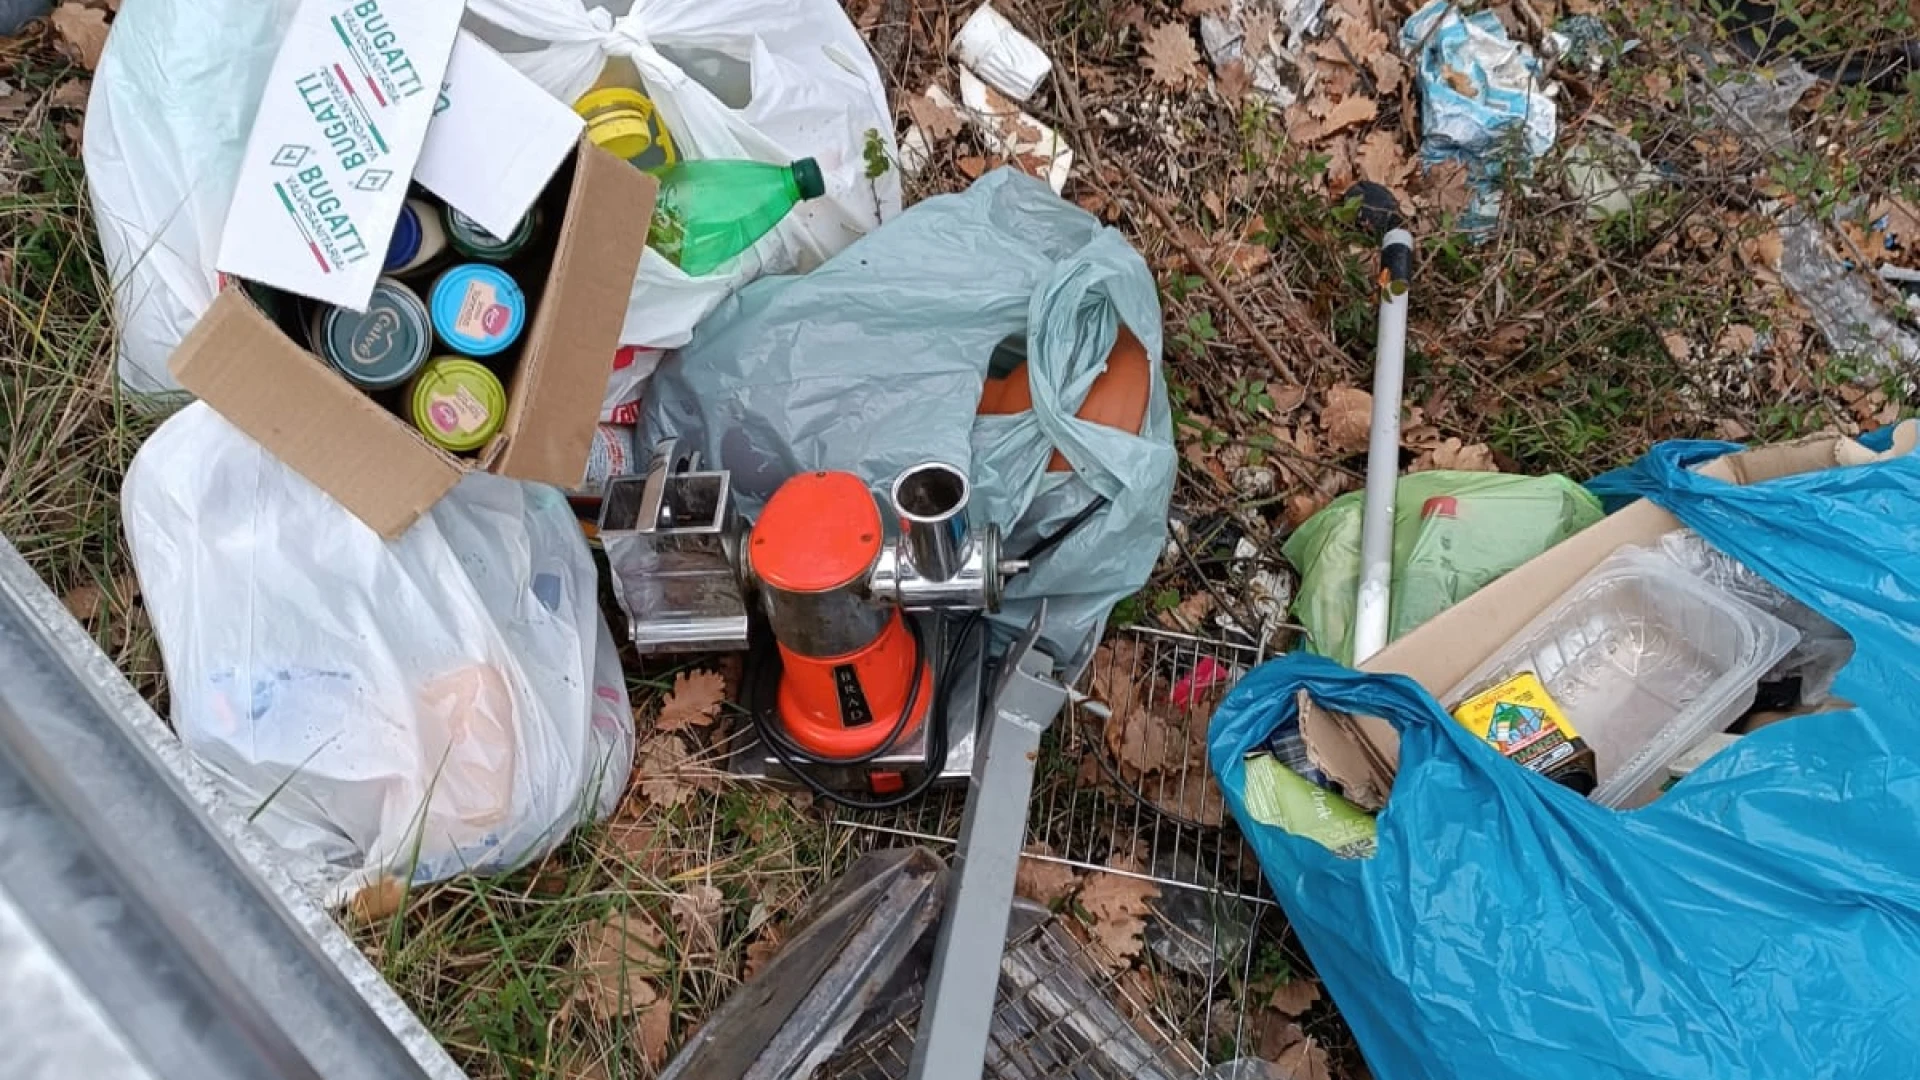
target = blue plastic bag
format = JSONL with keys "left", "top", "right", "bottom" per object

{"left": 1210, "top": 440, "right": 1920, "bottom": 1079}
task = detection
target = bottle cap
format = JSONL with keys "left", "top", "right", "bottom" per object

{"left": 410, "top": 357, "right": 507, "bottom": 454}
{"left": 790, "top": 157, "right": 826, "bottom": 201}
{"left": 383, "top": 203, "right": 423, "bottom": 272}
{"left": 429, "top": 264, "right": 527, "bottom": 357}
{"left": 315, "top": 280, "right": 431, "bottom": 391}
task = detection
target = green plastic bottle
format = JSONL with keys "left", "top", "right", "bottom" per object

{"left": 648, "top": 158, "right": 825, "bottom": 276}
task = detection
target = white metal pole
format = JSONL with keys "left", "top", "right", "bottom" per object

{"left": 1352, "top": 227, "right": 1413, "bottom": 664}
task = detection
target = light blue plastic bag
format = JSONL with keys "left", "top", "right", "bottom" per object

{"left": 642, "top": 168, "right": 1175, "bottom": 651}
{"left": 1211, "top": 439, "right": 1920, "bottom": 1079}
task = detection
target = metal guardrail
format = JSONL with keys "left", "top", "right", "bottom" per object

{"left": 0, "top": 536, "right": 467, "bottom": 1080}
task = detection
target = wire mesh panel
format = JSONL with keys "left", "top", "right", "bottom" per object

{"left": 823, "top": 627, "right": 1284, "bottom": 1079}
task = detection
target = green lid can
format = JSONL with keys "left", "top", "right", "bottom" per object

{"left": 409, "top": 356, "right": 507, "bottom": 454}
{"left": 444, "top": 205, "right": 538, "bottom": 262}
{"left": 307, "top": 279, "right": 431, "bottom": 391}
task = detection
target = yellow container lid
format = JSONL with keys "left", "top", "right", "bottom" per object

{"left": 573, "top": 87, "right": 677, "bottom": 171}
{"left": 410, "top": 356, "right": 507, "bottom": 454}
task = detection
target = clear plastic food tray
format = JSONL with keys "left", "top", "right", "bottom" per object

{"left": 1446, "top": 547, "right": 1800, "bottom": 808}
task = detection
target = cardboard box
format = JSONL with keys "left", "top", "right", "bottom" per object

{"left": 216, "top": 0, "right": 465, "bottom": 309}
{"left": 174, "top": 141, "right": 657, "bottom": 538}
{"left": 1306, "top": 437, "right": 1853, "bottom": 800}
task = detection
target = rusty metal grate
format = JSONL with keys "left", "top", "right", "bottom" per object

{"left": 823, "top": 626, "right": 1283, "bottom": 1078}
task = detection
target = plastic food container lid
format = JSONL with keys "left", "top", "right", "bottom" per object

{"left": 384, "top": 203, "right": 422, "bottom": 272}
{"left": 429, "top": 264, "right": 527, "bottom": 357}
{"left": 410, "top": 356, "right": 507, "bottom": 453}
{"left": 1446, "top": 546, "right": 1799, "bottom": 809}
{"left": 315, "top": 280, "right": 431, "bottom": 390}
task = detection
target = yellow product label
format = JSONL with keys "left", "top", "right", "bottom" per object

{"left": 1451, "top": 673, "right": 1585, "bottom": 774}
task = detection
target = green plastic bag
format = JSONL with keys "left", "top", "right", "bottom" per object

{"left": 1283, "top": 471, "right": 1603, "bottom": 665}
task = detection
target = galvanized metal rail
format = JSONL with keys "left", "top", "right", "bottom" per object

{"left": 0, "top": 536, "right": 466, "bottom": 1080}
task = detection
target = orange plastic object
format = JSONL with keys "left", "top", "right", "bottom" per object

{"left": 978, "top": 325, "right": 1152, "bottom": 471}
{"left": 776, "top": 610, "right": 932, "bottom": 758}
{"left": 752, "top": 471, "right": 884, "bottom": 592}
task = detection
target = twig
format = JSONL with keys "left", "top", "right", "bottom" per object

{"left": 1120, "top": 170, "right": 1308, "bottom": 384}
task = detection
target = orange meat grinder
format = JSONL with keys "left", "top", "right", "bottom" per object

{"left": 600, "top": 444, "right": 1027, "bottom": 807}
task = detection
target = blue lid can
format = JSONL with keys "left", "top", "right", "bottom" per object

{"left": 429, "top": 264, "right": 527, "bottom": 357}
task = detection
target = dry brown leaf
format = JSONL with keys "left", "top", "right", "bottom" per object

{"left": 956, "top": 154, "right": 989, "bottom": 179}
{"left": 1217, "top": 59, "right": 1255, "bottom": 102}
{"left": 1421, "top": 161, "right": 1473, "bottom": 215}
{"left": 574, "top": 911, "right": 669, "bottom": 1021}
{"left": 1716, "top": 324, "right": 1759, "bottom": 358}
{"left": 1356, "top": 130, "right": 1411, "bottom": 191}
{"left": 1370, "top": 50, "right": 1405, "bottom": 95}
{"left": 742, "top": 930, "right": 783, "bottom": 981}
{"left": 1713, "top": 418, "right": 1751, "bottom": 441}
{"left": 1322, "top": 385, "right": 1373, "bottom": 453}
{"left": 1106, "top": 700, "right": 1175, "bottom": 777}
{"left": 656, "top": 669, "right": 727, "bottom": 733}
{"left": 636, "top": 735, "right": 696, "bottom": 808}
{"left": 670, "top": 883, "right": 725, "bottom": 953}
{"left": 1014, "top": 842, "right": 1081, "bottom": 906}
{"left": 1412, "top": 437, "right": 1497, "bottom": 472}
{"left": 1268, "top": 977, "right": 1324, "bottom": 1017}
{"left": 1077, "top": 871, "right": 1158, "bottom": 968}
{"left": 51, "top": 3, "right": 111, "bottom": 71}
{"left": 639, "top": 996, "right": 674, "bottom": 1067}
{"left": 1335, "top": 13, "right": 1389, "bottom": 63}
{"left": 1442, "top": 65, "right": 1477, "bottom": 97}
{"left": 63, "top": 584, "right": 104, "bottom": 621}
{"left": 1164, "top": 590, "right": 1216, "bottom": 632}
{"left": 49, "top": 78, "right": 90, "bottom": 111}
{"left": 1283, "top": 492, "right": 1328, "bottom": 529}
{"left": 1181, "top": 0, "right": 1230, "bottom": 15}
{"left": 1277, "top": 1035, "right": 1334, "bottom": 1080}
{"left": 1486, "top": 322, "right": 1530, "bottom": 358}
{"left": 348, "top": 877, "right": 406, "bottom": 923}
{"left": 1302, "top": 95, "right": 1378, "bottom": 143}
{"left": 1241, "top": 12, "right": 1278, "bottom": 57}
{"left": 1661, "top": 331, "right": 1693, "bottom": 364}
{"left": 906, "top": 93, "right": 965, "bottom": 142}
{"left": 1142, "top": 22, "right": 1203, "bottom": 89}
{"left": 1212, "top": 241, "right": 1271, "bottom": 278}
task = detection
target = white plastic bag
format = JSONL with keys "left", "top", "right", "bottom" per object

{"left": 86, "top": 0, "right": 901, "bottom": 395}
{"left": 123, "top": 403, "right": 635, "bottom": 904}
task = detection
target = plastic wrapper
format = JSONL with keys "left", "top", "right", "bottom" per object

{"left": 1284, "top": 470, "right": 1604, "bottom": 666}
{"left": 122, "top": 404, "right": 634, "bottom": 903}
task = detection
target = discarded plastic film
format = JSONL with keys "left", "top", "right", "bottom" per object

{"left": 1399, "top": 0, "right": 1557, "bottom": 231}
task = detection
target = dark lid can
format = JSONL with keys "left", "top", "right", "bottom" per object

{"left": 384, "top": 202, "right": 423, "bottom": 272}
{"left": 444, "top": 205, "right": 536, "bottom": 261}
{"left": 311, "top": 279, "right": 432, "bottom": 391}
